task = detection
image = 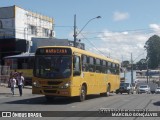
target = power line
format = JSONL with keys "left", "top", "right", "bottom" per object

{"left": 79, "top": 31, "right": 159, "bottom": 40}
{"left": 79, "top": 32, "right": 107, "bottom": 57}
{"left": 76, "top": 27, "right": 154, "bottom": 35}
{"left": 54, "top": 25, "right": 73, "bottom": 28}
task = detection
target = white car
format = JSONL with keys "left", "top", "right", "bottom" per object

{"left": 137, "top": 85, "right": 150, "bottom": 94}
{"left": 155, "top": 87, "right": 160, "bottom": 94}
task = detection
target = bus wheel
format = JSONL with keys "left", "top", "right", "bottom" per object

{"left": 100, "top": 84, "right": 110, "bottom": 97}
{"left": 80, "top": 85, "right": 86, "bottom": 102}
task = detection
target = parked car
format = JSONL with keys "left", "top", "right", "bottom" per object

{"left": 155, "top": 87, "right": 160, "bottom": 94}
{"left": 149, "top": 83, "right": 158, "bottom": 94}
{"left": 137, "top": 85, "right": 150, "bottom": 94}
{"left": 116, "top": 83, "right": 134, "bottom": 94}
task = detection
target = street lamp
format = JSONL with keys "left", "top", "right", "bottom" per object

{"left": 73, "top": 15, "right": 101, "bottom": 47}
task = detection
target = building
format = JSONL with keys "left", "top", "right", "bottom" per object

{"left": 31, "top": 38, "right": 85, "bottom": 52}
{"left": 0, "top": 5, "right": 54, "bottom": 64}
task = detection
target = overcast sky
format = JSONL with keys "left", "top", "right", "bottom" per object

{"left": 1, "top": 0, "right": 160, "bottom": 62}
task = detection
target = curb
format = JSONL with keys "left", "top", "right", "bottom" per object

{"left": 0, "top": 84, "right": 8, "bottom": 87}
{"left": 24, "top": 86, "right": 32, "bottom": 89}
{"left": 0, "top": 84, "right": 32, "bottom": 89}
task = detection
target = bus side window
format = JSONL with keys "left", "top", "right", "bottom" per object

{"left": 95, "top": 58, "right": 101, "bottom": 73}
{"left": 73, "top": 56, "right": 81, "bottom": 76}
{"left": 116, "top": 64, "right": 120, "bottom": 74}
{"left": 82, "top": 55, "right": 89, "bottom": 72}
{"left": 107, "top": 62, "right": 112, "bottom": 74}
{"left": 88, "top": 57, "right": 95, "bottom": 72}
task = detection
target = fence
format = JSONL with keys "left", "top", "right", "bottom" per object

{"left": 0, "top": 66, "right": 10, "bottom": 86}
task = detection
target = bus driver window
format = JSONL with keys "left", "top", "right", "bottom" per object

{"left": 73, "top": 56, "right": 81, "bottom": 76}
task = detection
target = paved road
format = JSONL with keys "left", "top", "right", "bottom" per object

{"left": 0, "top": 85, "right": 159, "bottom": 120}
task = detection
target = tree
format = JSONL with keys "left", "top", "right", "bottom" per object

{"left": 136, "top": 59, "right": 147, "bottom": 70}
{"left": 144, "top": 35, "right": 160, "bottom": 69}
{"left": 121, "top": 60, "right": 130, "bottom": 68}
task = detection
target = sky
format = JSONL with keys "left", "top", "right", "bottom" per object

{"left": 1, "top": 0, "right": 160, "bottom": 62}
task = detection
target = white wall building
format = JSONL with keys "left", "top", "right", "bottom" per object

{"left": 0, "top": 5, "right": 55, "bottom": 53}
{"left": 0, "top": 5, "right": 55, "bottom": 39}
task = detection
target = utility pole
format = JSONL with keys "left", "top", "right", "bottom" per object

{"left": 131, "top": 53, "right": 133, "bottom": 84}
{"left": 73, "top": 15, "right": 101, "bottom": 47}
{"left": 158, "top": 64, "right": 160, "bottom": 86}
{"left": 73, "top": 14, "right": 77, "bottom": 47}
{"left": 147, "top": 60, "right": 149, "bottom": 83}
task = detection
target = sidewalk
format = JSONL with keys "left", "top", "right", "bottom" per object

{"left": 0, "top": 83, "right": 32, "bottom": 96}
{"left": 0, "top": 83, "right": 32, "bottom": 89}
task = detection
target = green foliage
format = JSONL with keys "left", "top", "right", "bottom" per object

{"left": 121, "top": 60, "right": 130, "bottom": 67}
{"left": 136, "top": 59, "right": 147, "bottom": 70}
{"left": 145, "top": 35, "right": 160, "bottom": 69}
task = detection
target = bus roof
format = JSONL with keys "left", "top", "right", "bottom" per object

{"left": 37, "top": 46, "right": 120, "bottom": 64}
{"left": 3, "top": 53, "right": 35, "bottom": 59}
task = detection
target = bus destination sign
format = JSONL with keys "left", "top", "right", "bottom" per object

{"left": 36, "top": 48, "right": 72, "bottom": 55}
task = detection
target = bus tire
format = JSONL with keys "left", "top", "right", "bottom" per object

{"left": 80, "top": 85, "right": 86, "bottom": 102}
{"left": 100, "top": 84, "right": 110, "bottom": 97}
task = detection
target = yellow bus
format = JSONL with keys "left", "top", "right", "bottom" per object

{"left": 4, "top": 53, "right": 34, "bottom": 86}
{"left": 32, "top": 46, "right": 120, "bottom": 101}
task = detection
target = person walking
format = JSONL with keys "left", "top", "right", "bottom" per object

{"left": 17, "top": 72, "right": 24, "bottom": 96}
{"left": 10, "top": 75, "right": 16, "bottom": 95}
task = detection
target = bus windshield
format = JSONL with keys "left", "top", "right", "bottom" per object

{"left": 34, "top": 55, "right": 72, "bottom": 79}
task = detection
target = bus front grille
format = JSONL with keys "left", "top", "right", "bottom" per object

{"left": 42, "top": 86, "right": 59, "bottom": 89}
{"left": 43, "top": 90, "right": 57, "bottom": 93}
{"left": 48, "top": 81, "right": 62, "bottom": 85}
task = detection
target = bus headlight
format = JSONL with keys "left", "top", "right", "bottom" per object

{"left": 32, "top": 81, "right": 40, "bottom": 87}
{"left": 60, "top": 82, "right": 70, "bottom": 89}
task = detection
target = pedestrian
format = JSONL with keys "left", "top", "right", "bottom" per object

{"left": 8, "top": 71, "right": 13, "bottom": 88}
{"left": 17, "top": 72, "right": 24, "bottom": 96}
{"left": 10, "top": 75, "right": 16, "bottom": 95}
